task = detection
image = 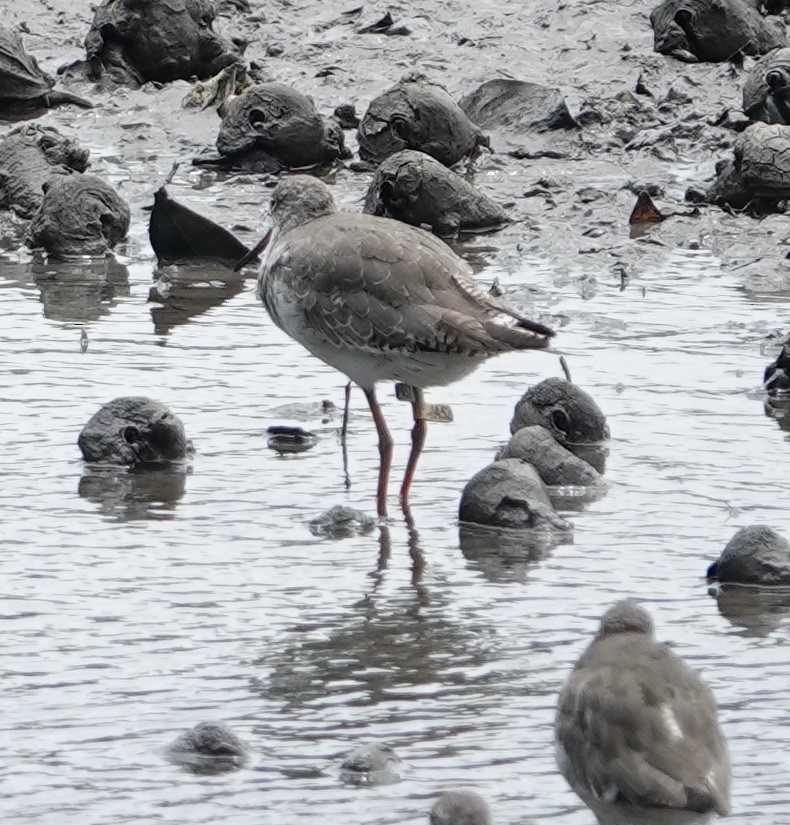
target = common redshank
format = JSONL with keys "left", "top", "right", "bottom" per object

{"left": 555, "top": 600, "right": 731, "bottom": 825}
{"left": 235, "top": 175, "right": 554, "bottom": 517}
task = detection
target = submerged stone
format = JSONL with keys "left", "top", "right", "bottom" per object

{"left": 85, "top": 0, "right": 242, "bottom": 87}
{"left": 78, "top": 397, "right": 194, "bottom": 467}
{"left": 0, "top": 124, "right": 89, "bottom": 219}
{"left": 707, "top": 525, "right": 790, "bottom": 585}
{"left": 212, "top": 82, "right": 349, "bottom": 170}
{"left": 27, "top": 174, "right": 130, "bottom": 257}
{"left": 363, "top": 149, "right": 508, "bottom": 236}
{"left": 267, "top": 425, "right": 317, "bottom": 455}
{"left": 459, "top": 78, "right": 576, "bottom": 132}
{"left": 650, "top": 0, "right": 785, "bottom": 63}
{"left": 430, "top": 790, "right": 493, "bottom": 825}
{"left": 308, "top": 505, "right": 376, "bottom": 538}
{"left": 357, "top": 73, "right": 488, "bottom": 167}
{"left": 510, "top": 378, "right": 610, "bottom": 473}
{"left": 166, "top": 722, "right": 249, "bottom": 775}
{"left": 339, "top": 743, "right": 402, "bottom": 786}
{"left": 459, "top": 459, "right": 571, "bottom": 532}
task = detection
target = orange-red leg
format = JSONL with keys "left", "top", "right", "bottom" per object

{"left": 400, "top": 387, "right": 427, "bottom": 508}
{"left": 363, "top": 387, "right": 393, "bottom": 518}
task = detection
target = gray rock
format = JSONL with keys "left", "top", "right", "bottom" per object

{"left": 166, "top": 722, "right": 249, "bottom": 775}
{"left": 707, "top": 525, "right": 790, "bottom": 584}
{"left": 458, "top": 459, "right": 570, "bottom": 531}
{"left": 27, "top": 174, "right": 130, "bottom": 257}
{"left": 214, "top": 82, "right": 349, "bottom": 171}
{"left": 509, "top": 378, "right": 609, "bottom": 473}
{"left": 764, "top": 339, "right": 790, "bottom": 393}
{"left": 78, "top": 397, "right": 194, "bottom": 467}
{"left": 339, "top": 743, "right": 402, "bottom": 786}
{"left": 0, "top": 124, "right": 89, "bottom": 219}
{"left": 308, "top": 505, "right": 376, "bottom": 538}
{"left": 358, "top": 73, "right": 488, "bottom": 167}
{"left": 650, "top": 0, "right": 785, "bottom": 63}
{"left": 459, "top": 79, "right": 576, "bottom": 132}
{"left": 743, "top": 47, "right": 790, "bottom": 124}
{"left": 430, "top": 790, "right": 492, "bottom": 825}
{"left": 363, "top": 149, "right": 509, "bottom": 236}
{"left": 496, "top": 425, "right": 603, "bottom": 488}
{"left": 0, "top": 27, "right": 91, "bottom": 111}
{"left": 85, "top": 0, "right": 242, "bottom": 87}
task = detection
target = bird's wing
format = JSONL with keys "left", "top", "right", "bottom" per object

{"left": 556, "top": 642, "right": 730, "bottom": 814}
{"left": 273, "top": 216, "right": 552, "bottom": 354}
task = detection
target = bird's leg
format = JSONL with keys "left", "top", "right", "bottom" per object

{"left": 363, "top": 386, "right": 393, "bottom": 519}
{"left": 400, "top": 386, "right": 427, "bottom": 508}
{"left": 341, "top": 381, "right": 351, "bottom": 443}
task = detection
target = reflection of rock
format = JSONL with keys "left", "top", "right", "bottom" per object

{"left": 166, "top": 721, "right": 249, "bottom": 775}
{"left": 708, "top": 583, "right": 790, "bottom": 636}
{"left": 85, "top": 0, "right": 242, "bottom": 87}
{"left": 510, "top": 378, "right": 610, "bottom": 473}
{"left": 650, "top": 0, "right": 785, "bottom": 63}
{"left": 79, "top": 397, "right": 194, "bottom": 466}
{"left": 358, "top": 73, "right": 488, "bottom": 167}
{"left": 764, "top": 395, "right": 790, "bottom": 430}
{"left": 459, "top": 459, "right": 571, "bottom": 531}
{"left": 363, "top": 150, "right": 508, "bottom": 237}
{"left": 707, "top": 525, "right": 790, "bottom": 585}
{"left": 459, "top": 522, "right": 567, "bottom": 584}
{"left": 339, "top": 743, "right": 402, "bottom": 786}
{"left": 148, "top": 262, "right": 247, "bottom": 335}
{"left": 430, "top": 790, "right": 492, "bottom": 825}
{"left": 30, "top": 256, "right": 130, "bottom": 323}
{"left": 27, "top": 174, "right": 130, "bottom": 257}
{"left": 78, "top": 465, "right": 188, "bottom": 521}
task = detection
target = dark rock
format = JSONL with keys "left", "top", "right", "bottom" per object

{"left": 357, "top": 72, "right": 488, "bottom": 167}
{"left": 764, "top": 338, "right": 790, "bottom": 392}
{"left": 212, "top": 82, "right": 349, "bottom": 170}
{"left": 496, "top": 425, "right": 604, "bottom": 488}
{"left": 308, "top": 505, "right": 376, "bottom": 538}
{"left": 166, "top": 722, "right": 249, "bottom": 775}
{"left": 707, "top": 525, "right": 790, "bottom": 584}
{"left": 78, "top": 397, "right": 193, "bottom": 467}
{"left": 85, "top": 0, "right": 243, "bottom": 87}
{"left": 363, "top": 149, "right": 509, "bottom": 236}
{"left": 27, "top": 174, "right": 129, "bottom": 257}
{"left": 148, "top": 187, "right": 250, "bottom": 266}
{"left": 0, "top": 26, "right": 92, "bottom": 111}
{"left": 509, "top": 378, "right": 610, "bottom": 473}
{"left": 695, "top": 122, "right": 790, "bottom": 211}
{"left": 339, "top": 743, "right": 402, "bottom": 786}
{"left": 743, "top": 47, "right": 790, "bottom": 123}
{"left": 0, "top": 124, "right": 89, "bottom": 219}
{"left": 459, "top": 78, "right": 576, "bottom": 132}
{"left": 334, "top": 103, "right": 360, "bottom": 129}
{"left": 430, "top": 790, "right": 492, "bottom": 825}
{"left": 458, "top": 459, "right": 571, "bottom": 531}
{"left": 650, "top": 0, "right": 785, "bottom": 63}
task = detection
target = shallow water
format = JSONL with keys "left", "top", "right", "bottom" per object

{"left": 3, "top": 0, "right": 790, "bottom": 823}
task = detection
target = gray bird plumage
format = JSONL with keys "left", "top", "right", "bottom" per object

{"left": 555, "top": 600, "right": 731, "bottom": 824}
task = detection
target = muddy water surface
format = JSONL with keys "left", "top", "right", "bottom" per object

{"left": 2, "top": 0, "right": 790, "bottom": 823}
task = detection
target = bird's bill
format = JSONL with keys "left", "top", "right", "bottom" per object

{"left": 233, "top": 228, "right": 272, "bottom": 272}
